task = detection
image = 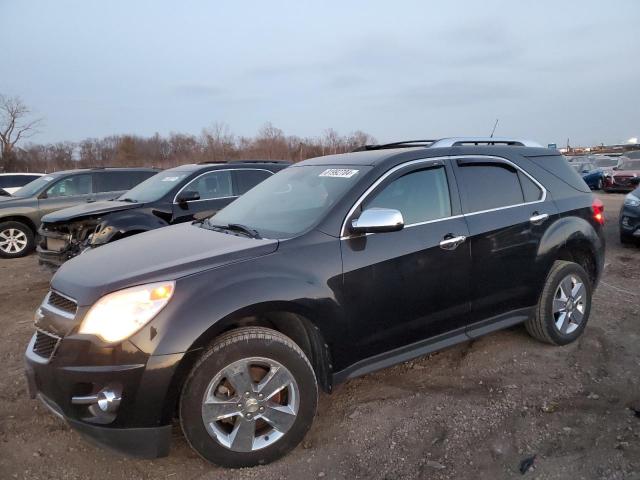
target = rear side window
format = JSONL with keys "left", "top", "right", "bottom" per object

{"left": 95, "top": 171, "right": 155, "bottom": 192}
{"left": 456, "top": 162, "right": 524, "bottom": 213}
{"left": 234, "top": 170, "right": 272, "bottom": 195}
{"left": 527, "top": 155, "right": 590, "bottom": 193}
{"left": 518, "top": 171, "right": 543, "bottom": 203}
{"left": 364, "top": 167, "right": 451, "bottom": 224}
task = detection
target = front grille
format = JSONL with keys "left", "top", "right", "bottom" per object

{"left": 32, "top": 328, "right": 61, "bottom": 360}
{"left": 47, "top": 291, "right": 77, "bottom": 315}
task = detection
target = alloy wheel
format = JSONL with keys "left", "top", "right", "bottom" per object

{"left": 553, "top": 274, "right": 586, "bottom": 334}
{"left": 201, "top": 357, "right": 299, "bottom": 452}
{"left": 0, "top": 228, "right": 28, "bottom": 254}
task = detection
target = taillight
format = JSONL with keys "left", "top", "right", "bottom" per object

{"left": 592, "top": 197, "right": 605, "bottom": 225}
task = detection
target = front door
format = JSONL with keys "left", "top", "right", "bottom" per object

{"left": 37, "top": 174, "right": 93, "bottom": 221}
{"left": 340, "top": 161, "right": 472, "bottom": 362}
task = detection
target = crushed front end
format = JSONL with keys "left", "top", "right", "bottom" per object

{"left": 38, "top": 219, "right": 100, "bottom": 267}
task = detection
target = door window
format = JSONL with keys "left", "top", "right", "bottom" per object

{"left": 517, "top": 171, "right": 543, "bottom": 203}
{"left": 363, "top": 167, "right": 451, "bottom": 224}
{"left": 180, "top": 171, "right": 233, "bottom": 201}
{"left": 46, "top": 175, "right": 92, "bottom": 198}
{"left": 95, "top": 171, "right": 156, "bottom": 192}
{"left": 456, "top": 163, "right": 524, "bottom": 213}
{"left": 235, "top": 170, "right": 273, "bottom": 195}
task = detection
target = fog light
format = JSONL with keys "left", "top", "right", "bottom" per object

{"left": 97, "top": 389, "right": 121, "bottom": 413}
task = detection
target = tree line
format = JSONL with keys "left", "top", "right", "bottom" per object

{"left": 1, "top": 95, "right": 376, "bottom": 173}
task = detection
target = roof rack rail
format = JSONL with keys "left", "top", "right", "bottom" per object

{"left": 198, "top": 160, "right": 292, "bottom": 165}
{"left": 353, "top": 140, "right": 436, "bottom": 152}
{"left": 429, "top": 137, "right": 543, "bottom": 148}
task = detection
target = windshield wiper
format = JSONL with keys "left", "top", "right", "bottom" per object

{"left": 205, "top": 222, "right": 261, "bottom": 239}
{"left": 120, "top": 198, "right": 138, "bottom": 203}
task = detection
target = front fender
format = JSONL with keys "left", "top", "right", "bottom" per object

{"left": 90, "top": 210, "right": 169, "bottom": 245}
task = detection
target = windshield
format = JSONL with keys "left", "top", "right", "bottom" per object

{"left": 210, "top": 165, "right": 369, "bottom": 239}
{"left": 571, "top": 163, "right": 587, "bottom": 172}
{"left": 593, "top": 158, "right": 617, "bottom": 168}
{"left": 618, "top": 159, "right": 640, "bottom": 171}
{"left": 119, "top": 171, "right": 189, "bottom": 203}
{"left": 12, "top": 174, "right": 59, "bottom": 197}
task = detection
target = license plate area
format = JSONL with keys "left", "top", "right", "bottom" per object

{"left": 46, "top": 238, "right": 67, "bottom": 252}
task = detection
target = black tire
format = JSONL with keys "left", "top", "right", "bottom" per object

{"left": 180, "top": 327, "right": 318, "bottom": 468}
{"left": 525, "top": 260, "right": 592, "bottom": 346}
{"left": 0, "top": 221, "right": 35, "bottom": 258}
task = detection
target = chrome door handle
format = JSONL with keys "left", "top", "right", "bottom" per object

{"left": 439, "top": 235, "right": 466, "bottom": 251}
{"left": 529, "top": 213, "right": 549, "bottom": 225}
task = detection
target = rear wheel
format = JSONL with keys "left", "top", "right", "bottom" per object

{"left": 0, "top": 221, "right": 35, "bottom": 258}
{"left": 526, "top": 260, "right": 592, "bottom": 345}
{"left": 180, "top": 327, "right": 318, "bottom": 467}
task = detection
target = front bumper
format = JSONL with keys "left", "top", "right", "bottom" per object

{"left": 24, "top": 330, "right": 187, "bottom": 458}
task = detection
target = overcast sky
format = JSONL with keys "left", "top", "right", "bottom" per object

{"left": 1, "top": 0, "right": 638, "bottom": 147}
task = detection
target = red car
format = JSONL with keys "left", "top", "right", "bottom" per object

{"left": 603, "top": 158, "right": 640, "bottom": 193}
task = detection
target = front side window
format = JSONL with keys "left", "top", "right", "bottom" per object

{"left": 46, "top": 175, "right": 92, "bottom": 198}
{"left": 363, "top": 167, "right": 451, "bottom": 224}
{"left": 182, "top": 171, "right": 233, "bottom": 201}
{"left": 457, "top": 163, "right": 524, "bottom": 213}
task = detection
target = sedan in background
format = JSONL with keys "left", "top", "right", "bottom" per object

{"left": 620, "top": 179, "right": 640, "bottom": 244}
{"left": 603, "top": 158, "right": 640, "bottom": 193}
{"left": 0, "top": 173, "right": 43, "bottom": 195}
{"left": 570, "top": 161, "right": 604, "bottom": 190}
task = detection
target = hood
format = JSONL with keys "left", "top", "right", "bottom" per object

{"left": 51, "top": 222, "right": 279, "bottom": 305}
{"left": 42, "top": 200, "right": 140, "bottom": 223}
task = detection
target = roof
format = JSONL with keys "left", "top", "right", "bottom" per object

{"left": 165, "top": 160, "right": 291, "bottom": 172}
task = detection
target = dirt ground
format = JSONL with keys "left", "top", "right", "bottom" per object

{"left": 0, "top": 193, "right": 638, "bottom": 480}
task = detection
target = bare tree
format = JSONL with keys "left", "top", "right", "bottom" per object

{"left": 0, "top": 95, "right": 43, "bottom": 171}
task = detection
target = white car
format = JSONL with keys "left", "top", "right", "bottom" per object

{"left": 0, "top": 173, "right": 44, "bottom": 195}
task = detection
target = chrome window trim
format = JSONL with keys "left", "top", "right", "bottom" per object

{"left": 339, "top": 155, "right": 547, "bottom": 239}
{"left": 172, "top": 168, "right": 273, "bottom": 204}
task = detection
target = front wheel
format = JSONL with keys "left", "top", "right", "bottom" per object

{"left": 526, "top": 260, "right": 592, "bottom": 345}
{"left": 180, "top": 327, "right": 318, "bottom": 468}
{"left": 0, "top": 221, "right": 35, "bottom": 258}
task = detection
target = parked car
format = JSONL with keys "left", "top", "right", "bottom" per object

{"left": 0, "top": 168, "right": 158, "bottom": 258}
{"left": 25, "top": 137, "right": 605, "bottom": 467}
{"left": 619, "top": 179, "right": 640, "bottom": 243}
{"left": 603, "top": 158, "right": 640, "bottom": 192}
{"left": 570, "top": 161, "right": 604, "bottom": 190}
{"left": 590, "top": 156, "right": 620, "bottom": 172}
{"left": 37, "top": 161, "right": 290, "bottom": 267}
{"left": 0, "top": 172, "right": 43, "bottom": 195}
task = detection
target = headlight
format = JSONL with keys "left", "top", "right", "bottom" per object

{"left": 625, "top": 193, "right": 640, "bottom": 207}
{"left": 79, "top": 281, "right": 175, "bottom": 342}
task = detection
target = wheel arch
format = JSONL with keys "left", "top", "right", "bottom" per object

{"left": 0, "top": 215, "right": 37, "bottom": 234}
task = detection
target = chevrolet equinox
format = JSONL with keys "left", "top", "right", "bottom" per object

{"left": 25, "top": 138, "right": 606, "bottom": 468}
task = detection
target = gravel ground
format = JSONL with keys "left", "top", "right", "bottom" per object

{"left": 0, "top": 193, "right": 638, "bottom": 480}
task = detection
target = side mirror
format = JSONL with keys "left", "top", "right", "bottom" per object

{"left": 38, "top": 191, "right": 48, "bottom": 199}
{"left": 351, "top": 208, "right": 404, "bottom": 234}
{"left": 613, "top": 166, "right": 619, "bottom": 170}
{"left": 176, "top": 190, "right": 200, "bottom": 205}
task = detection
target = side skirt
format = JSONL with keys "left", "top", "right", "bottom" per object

{"left": 332, "top": 307, "right": 534, "bottom": 385}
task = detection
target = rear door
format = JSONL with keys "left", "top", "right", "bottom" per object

{"left": 172, "top": 170, "right": 236, "bottom": 222}
{"left": 452, "top": 156, "right": 557, "bottom": 330}
{"left": 340, "top": 160, "right": 472, "bottom": 360}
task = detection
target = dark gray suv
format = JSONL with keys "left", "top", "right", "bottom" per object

{"left": 0, "top": 167, "right": 158, "bottom": 258}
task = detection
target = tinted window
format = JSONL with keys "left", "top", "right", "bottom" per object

{"left": 12, "top": 174, "right": 60, "bottom": 197}
{"left": 235, "top": 170, "right": 272, "bottom": 195}
{"left": 0, "top": 175, "right": 40, "bottom": 188}
{"left": 120, "top": 171, "right": 189, "bottom": 203}
{"left": 527, "top": 155, "right": 590, "bottom": 193}
{"left": 364, "top": 167, "right": 451, "bottom": 224}
{"left": 518, "top": 171, "right": 543, "bottom": 202}
{"left": 182, "top": 171, "right": 233, "bottom": 200}
{"left": 46, "top": 175, "right": 92, "bottom": 198}
{"left": 457, "top": 163, "right": 524, "bottom": 213}
{"left": 95, "top": 171, "right": 155, "bottom": 192}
